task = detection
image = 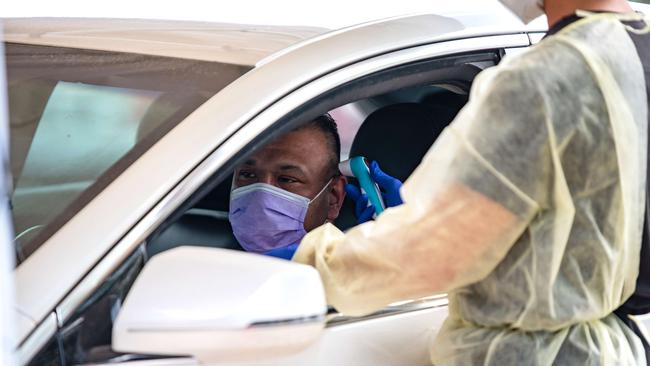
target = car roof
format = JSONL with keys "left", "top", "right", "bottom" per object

{"left": 4, "top": 3, "right": 650, "bottom": 66}
{"left": 3, "top": 6, "right": 548, "bottom": 66}
{"left": 2, "top": 18, "right": 328, "bottom": 66}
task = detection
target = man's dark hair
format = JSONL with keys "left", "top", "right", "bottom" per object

{"left": 296, "top": 113, "right": 341, "bottom": 179}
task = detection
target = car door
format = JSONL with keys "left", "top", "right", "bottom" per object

{"left": 14, "top": 14, "right": 536, "bottom": 365}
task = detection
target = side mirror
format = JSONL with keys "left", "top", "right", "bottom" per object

{"left": 112, "top": 246, "right": 326, "bottom": 363}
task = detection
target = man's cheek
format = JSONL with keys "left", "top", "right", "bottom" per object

{"left": 303, "top": 201, "right": 329, "bottom": 232}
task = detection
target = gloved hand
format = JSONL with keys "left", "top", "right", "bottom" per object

{"left": 345, "top": 161, "right": 403, "bottom": 224}
{"left": 265, "top": 243, "right": 299, "bottom": 260}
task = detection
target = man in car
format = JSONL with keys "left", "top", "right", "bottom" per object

{"left": 227, "top": 114, "right": 346, "bottom": 259}
{"left": 291, "top": 0, "right": 650, "bottom": 365}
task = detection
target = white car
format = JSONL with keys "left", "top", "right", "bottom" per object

{"left": 3, "top": 5, "right": 649, "bottom": 366}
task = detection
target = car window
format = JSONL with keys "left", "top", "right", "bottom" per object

{"left": 13, "top": 82, "right": 161, "bottom": 247}
{"left": 147, "top": 49, "right": 491, "bottom": 258}
{"left": 6, "top": 43, "right": 252, "bottom": 263}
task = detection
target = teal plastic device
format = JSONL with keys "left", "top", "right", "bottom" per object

{"left": 339, "top": 156, "right": 385, "bottom": 216}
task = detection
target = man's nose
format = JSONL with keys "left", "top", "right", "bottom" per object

{"left": 259, "top": 174, "right": 277, "bottom": 186}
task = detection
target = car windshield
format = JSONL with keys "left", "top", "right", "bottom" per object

{"left": 6, "top": 43, "right": 251, "bottom": 264}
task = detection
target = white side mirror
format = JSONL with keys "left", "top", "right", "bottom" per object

{"left": 113, "top": 246, "right": 326, "bottom": 363}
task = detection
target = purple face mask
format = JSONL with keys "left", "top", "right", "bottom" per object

{"left": 228, "top": 181, "right": 331, "bottom": 253}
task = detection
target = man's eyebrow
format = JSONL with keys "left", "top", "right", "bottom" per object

{"left": 242, "top": 159, "right": 256, "bottom": 166}
{"left": 279, "top": 164, "right": 306, "bottom": 173}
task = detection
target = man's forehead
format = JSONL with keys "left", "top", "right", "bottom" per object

{"left": 246, "top": 129, "right": 328, "bottom": 165}
{"left": 241, "top": 157, "right": 305, "bottom": 172}
{"left": 240, "top": 128, "right": 330, "bottom": 171}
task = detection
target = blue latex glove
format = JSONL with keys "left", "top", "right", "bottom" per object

{"left": 345, "top": 161, "right": 403, "bottom": 224}
{"left": 265, "top": 243, "right": 299, "bottom": 260}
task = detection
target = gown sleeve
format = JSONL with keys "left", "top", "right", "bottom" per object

{"left": 294, "top": 61, "right": 553, "bottom": 316}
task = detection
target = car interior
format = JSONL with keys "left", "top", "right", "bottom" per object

{"left": 144, "top": 49, "right": 503, "bottom": 260}
{"left": 146, "top": 85, "right": 469, "bottom": 258}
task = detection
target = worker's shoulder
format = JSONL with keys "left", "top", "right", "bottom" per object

{"left": 470, "top": 40, "right": 585, "bottom": 104}
{"left": 499, "top": 36, "right": 589, "bottom": 83}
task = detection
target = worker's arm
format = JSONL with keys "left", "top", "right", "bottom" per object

{"left": 293, "top": 63, "right": 551, "bottom": 316}
{"left": 294, "top": 131, "right": 539, "bottom": 315}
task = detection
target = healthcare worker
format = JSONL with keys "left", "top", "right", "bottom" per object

{"left": 293, "top": 0, "right": 650, "bottom": 364}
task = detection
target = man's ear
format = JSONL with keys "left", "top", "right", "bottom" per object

{"left": 327, "top": 175, "right": 347, "bottom": 222}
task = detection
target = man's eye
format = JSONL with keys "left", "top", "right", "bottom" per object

{"left": 278, "top": 176, "right": 298, "bottom": 184}
{"left": 238, "top": 171, "right": 256, "bottom": 179}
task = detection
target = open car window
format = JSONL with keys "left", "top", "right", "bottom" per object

{"left": 145, "top": 50, "right": 497, "bottom": 261}
{"left": 146, "top": 88, "right": 474, "bottom": 260}
{"left": 6, "top": 43, "right": 252, "bottom": 263}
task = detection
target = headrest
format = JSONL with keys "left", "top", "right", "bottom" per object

{"left": 195, "top": 173, "right": 233, "bottom": 212}
{"left": 349, "top": 102, "right": 456, "bottom": 182}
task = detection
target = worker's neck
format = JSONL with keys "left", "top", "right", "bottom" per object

{"left": 545, "top": 0, "right": 634, "bottom": 28}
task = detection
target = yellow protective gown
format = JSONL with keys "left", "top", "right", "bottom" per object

{"left": 294, "top": 13, "right": 649, "bottom": 365}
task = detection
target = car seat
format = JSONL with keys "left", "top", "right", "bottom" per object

{"left": 146, "top": 175, "right": 242, "bottom": 257}
{"left": 140, "top": 93, "right": 243, "bottom": 257}
{"left": 334, "top": 100, "right": 463, "bottom": 231}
